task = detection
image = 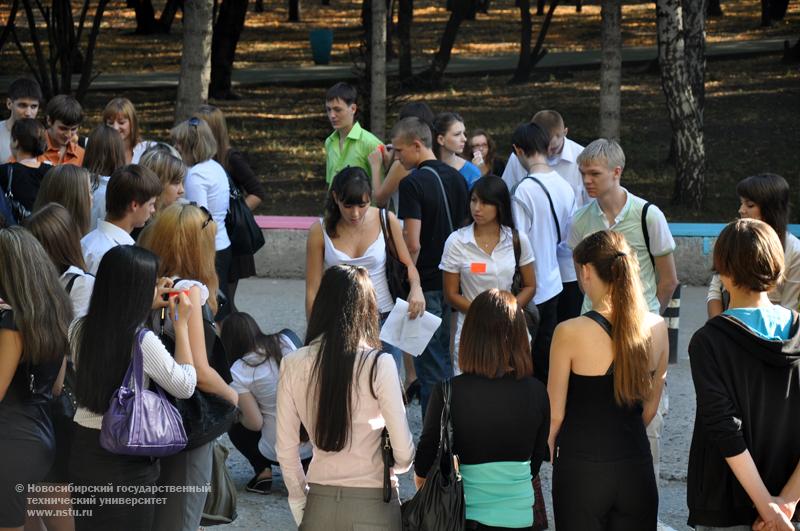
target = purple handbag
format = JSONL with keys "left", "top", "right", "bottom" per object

{"left": 100, "top": 329, "right": 188, "bottom": 457}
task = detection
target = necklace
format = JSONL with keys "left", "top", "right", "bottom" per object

{"left": 475, "top": 226, "right": 500, "bottom": 253}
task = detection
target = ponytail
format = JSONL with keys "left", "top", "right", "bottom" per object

{"left": 574, "top": 231, "right": 652, "bottom": 406}
{"left": 608, "top": 252, "right": 652, "bottom": 406}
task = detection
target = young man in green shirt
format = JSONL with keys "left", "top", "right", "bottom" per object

{"left": 323, "top": 82, "right": 382, "bottom": 186}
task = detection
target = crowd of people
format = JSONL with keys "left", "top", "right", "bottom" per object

{"left": 0, "top": 76, "right": 798, "bottom": 531}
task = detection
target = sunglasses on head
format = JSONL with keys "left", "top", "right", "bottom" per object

{"left": 187, "top": 202, "right": 213, "bottom": 229}
{"left": 188, "top": 117, "right": 201, "bottom": 128}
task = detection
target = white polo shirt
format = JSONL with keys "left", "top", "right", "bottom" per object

{"left": 81, "top": 220, "right": 135, "bottom": 275}
{"left": 512, "top": 171, "right": 575, "bottom": 305}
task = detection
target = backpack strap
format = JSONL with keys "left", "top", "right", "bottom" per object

{"left": 64, "top": 272, "right": 81, "bottom": 294}
{"left": 641, "top": 202, "right": 655, "bottom": 269}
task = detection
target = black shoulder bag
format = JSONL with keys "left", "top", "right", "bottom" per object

{"left": 379, "top": 208, "right": 410, "bottom": 301}
{"left": 511, "top": 229, "right": 540, "bottom": 339}
{"left": 401, "top": 380, "right": 465, "bottom": 530}
{"left": 225, "top": 173, "right": 265, "bottom": 257}
{"left": 3, "top": 165, "right": 31, "bottom": 224}
{"left": 151, "top": 284, "right": 237, "bottom": 450}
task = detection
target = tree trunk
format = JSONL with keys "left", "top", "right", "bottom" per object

{"left": 175, "top": 0, "right": 214, "bottom": 122}
{"left": 159, "top": 0, "right": 184, "bottom": 33}
{"left": 75, "top": 0, "right": 110, "bottom": 101}
{"left": 288, "top": 0, "right": 300, "bottom": 21}
{"left": 128, "top": 0, "right": 160, "bottom": 33}
{"left": 0, "top": 0, "right": 19, "bottom": 53}
{"left": 512, "top": 0, "right": 557, "bottom": 83}
{"left": 656, "top": 0, "right": 705, "bottom": 208}
{"left": 397, "top": 0, "right": 413, "bottom": 80}
{"left": 513, "top": 0, "right": 532, "bottom": 81}
{"left": 210, "top": 0, "right": 248, "bottom": 99}
{"left": 426, "top": 0, "right": 469, "bottom": 82}
{"left": 371, "top": 0, "right": 387, "bottom": 139}
{"left": 599, "top": 0, "right": 621, "bottom": 140}
{"left": 682, "top": 0, "right": 705, "bottom": 123}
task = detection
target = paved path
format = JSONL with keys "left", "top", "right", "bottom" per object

{"left": 0, "top": 38, "right": 788, "bottom": 91}
{"left": 214, "top": 279, "right": 709, "bottom": 530}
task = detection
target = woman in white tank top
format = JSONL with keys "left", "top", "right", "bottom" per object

{"left": 306, "top": 168, "right": 426, "bottom": 376}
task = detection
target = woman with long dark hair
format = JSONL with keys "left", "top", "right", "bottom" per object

{"left": 222, "top": 312, "right": 311, "bottom": 494}
{"left": 548, "top": 231, "right": 668, "bottom": 530}
{"left": 277, "top": 265, "right": 414, "bottom": 530}
{"left": 708, "top": 173, "right": 800, "bottom": 317}
{"left": 305, "top": 167, "right": 425, "bottom": 375}
{"left": 466, "top": 129, "right": 506, "bottom": 177}
{"left": 441, "top": 175, "right": 535, "bottom": 372}
{"left": 0, "top": 227, "right": 72, "bottom": 529}
{"left": 415, "top": 289, "right": 549, "bottom": 531}
{"left": 69, "top": 245, "right": 197, "bottom": 530}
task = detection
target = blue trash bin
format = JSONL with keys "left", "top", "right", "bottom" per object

{"left": 309, "top": 29, "right": 334, "bottom": 65}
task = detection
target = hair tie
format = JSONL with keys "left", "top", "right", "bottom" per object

{"left": 614, "top": 252, "right": 626, "bottom": 259}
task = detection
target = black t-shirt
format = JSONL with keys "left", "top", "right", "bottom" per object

{"left": 398, "top": 159, "right": 469, "bottom": 291}
{"left": 0, "top": 162, "right": 50, "bottom": 213}
{"left": 415, "top": 373, "right": 550, "bottom": 478}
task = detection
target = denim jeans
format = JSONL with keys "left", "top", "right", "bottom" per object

{"left": 414, "top": 290, "right": 453, "bottom": 419}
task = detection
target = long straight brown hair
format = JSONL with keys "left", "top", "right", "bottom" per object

{"left": 573, "top": 231, "right": 652, "bottom": 406}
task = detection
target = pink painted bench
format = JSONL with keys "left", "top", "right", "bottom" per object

{"left": 255, "top": 215, "right": 318, "bottom": 230}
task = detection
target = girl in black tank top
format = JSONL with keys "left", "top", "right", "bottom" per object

{"left": 547, "top": 231, "right": 668, "bottom": 531}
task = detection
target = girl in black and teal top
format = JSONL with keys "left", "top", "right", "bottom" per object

{"left": 415, "top": 289, "right": 550, "bottom": 531}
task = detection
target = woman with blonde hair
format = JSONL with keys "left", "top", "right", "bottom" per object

{"left": 193, "top": 105, "right": 266, "bottom": 313}
{"left": 138, "top": 202, "right": 238, "bottom": 531}
{"left": 82, "top": 124, "right": 126, "bottom": 229}
{"left": 171, "top": 117, "right": 232, "bottom": 320}
{"left": 33, "top": 165, "right": 93, "bottom": 236}
{"left": 139, "top": 143, "right": 186, "bottom": 211}
{"left": 102, "top": 97, "right": 155, "bottom": 164}
{"left": 548, "top": 230, "right": 668, "bottom": 530}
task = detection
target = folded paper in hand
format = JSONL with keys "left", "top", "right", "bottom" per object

{"left": 379, "top": 298, "right": 442, "bottom": 357}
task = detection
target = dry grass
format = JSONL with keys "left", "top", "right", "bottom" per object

{"left": 72, "top": 53, "right": 800, "bottom": 220}
{"left": 1, "top": 0, "right": 798, "bottom": 73}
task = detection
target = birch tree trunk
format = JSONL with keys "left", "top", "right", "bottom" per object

{"left": 599, "top": 0, "right": 621, "bottom": 140}
{"left": 656, "top": 0, "right": 705, "bottom": 208}
{"left": 175, "top": 0, "right": 213, "bottom": 123}
{"left": 371, "top": 0, "right": 387, "bottom": 139}
{"left": 683, "top": 0, "right": 706, "bottom": 125}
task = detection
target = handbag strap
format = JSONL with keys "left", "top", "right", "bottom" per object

{"left": 420, "top": 165, "right": 454, "bottom": 233}
{"left": 641, "top": 202, "right": 656, "bottom": 269}
{"left": 379, "top": 208, "right": 398, "bottom": 259}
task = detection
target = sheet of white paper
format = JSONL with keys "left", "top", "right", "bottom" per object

{"left": 379, "top": 298, "right": 442, "bottom": 357}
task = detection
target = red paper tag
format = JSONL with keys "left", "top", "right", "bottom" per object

{"left": 470, "top": 262, "right": 487, "bottom": 274}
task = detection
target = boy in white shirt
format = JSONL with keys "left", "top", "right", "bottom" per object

{"left": 510, "top": 122, "right": 576, "bottom": 384}
{"left": 81, "top": 165, "right": 162, "bottom": 274}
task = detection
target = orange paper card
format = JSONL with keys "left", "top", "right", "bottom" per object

{"left": 470, "top": 262, "right": 487, "bottom": 274}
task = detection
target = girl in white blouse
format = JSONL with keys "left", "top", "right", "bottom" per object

{"left": 707, "top": 173, "right": 800, "bottom": 317}
{"left": 69, "top": 245, "right": 196, "bottom": 530}
{"left": 277, "top": 265, "right": 415, "bottom": 530}
{"left": 440, "top": 175, "right": 536, "bottom": 372}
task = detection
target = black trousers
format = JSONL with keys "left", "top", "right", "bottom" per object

{"left": 552, "top": 456, "right": 657, "bottom": 531}
{"left": 228, "top": 423, "right": 311, "bottom": 475}
{"left": 214, "top": 246, "right": 233, "bottom": 321}
{"left": 532, "top": 294, "right": 560, "bottom": 384}
{"left": 557, "top": 281, "right": 583, "bottom": 323}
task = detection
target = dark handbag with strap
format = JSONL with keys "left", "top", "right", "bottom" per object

{"left": 225, "top": 174, "right": 265, "bottom": 257}
{"left": 152, "top": 293, "right": 238, "bottom": 450}
{"left": 3, "top": 165, "right": 31, "bottom": 224}
{"left": 379, "top": 208, "right": 410, "bottom": 301}
{"left": 401, "top": 380, "right": 465, "bottom": 531}
{"left": 381, "top": 427, "right": 395, "bottom": 502}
